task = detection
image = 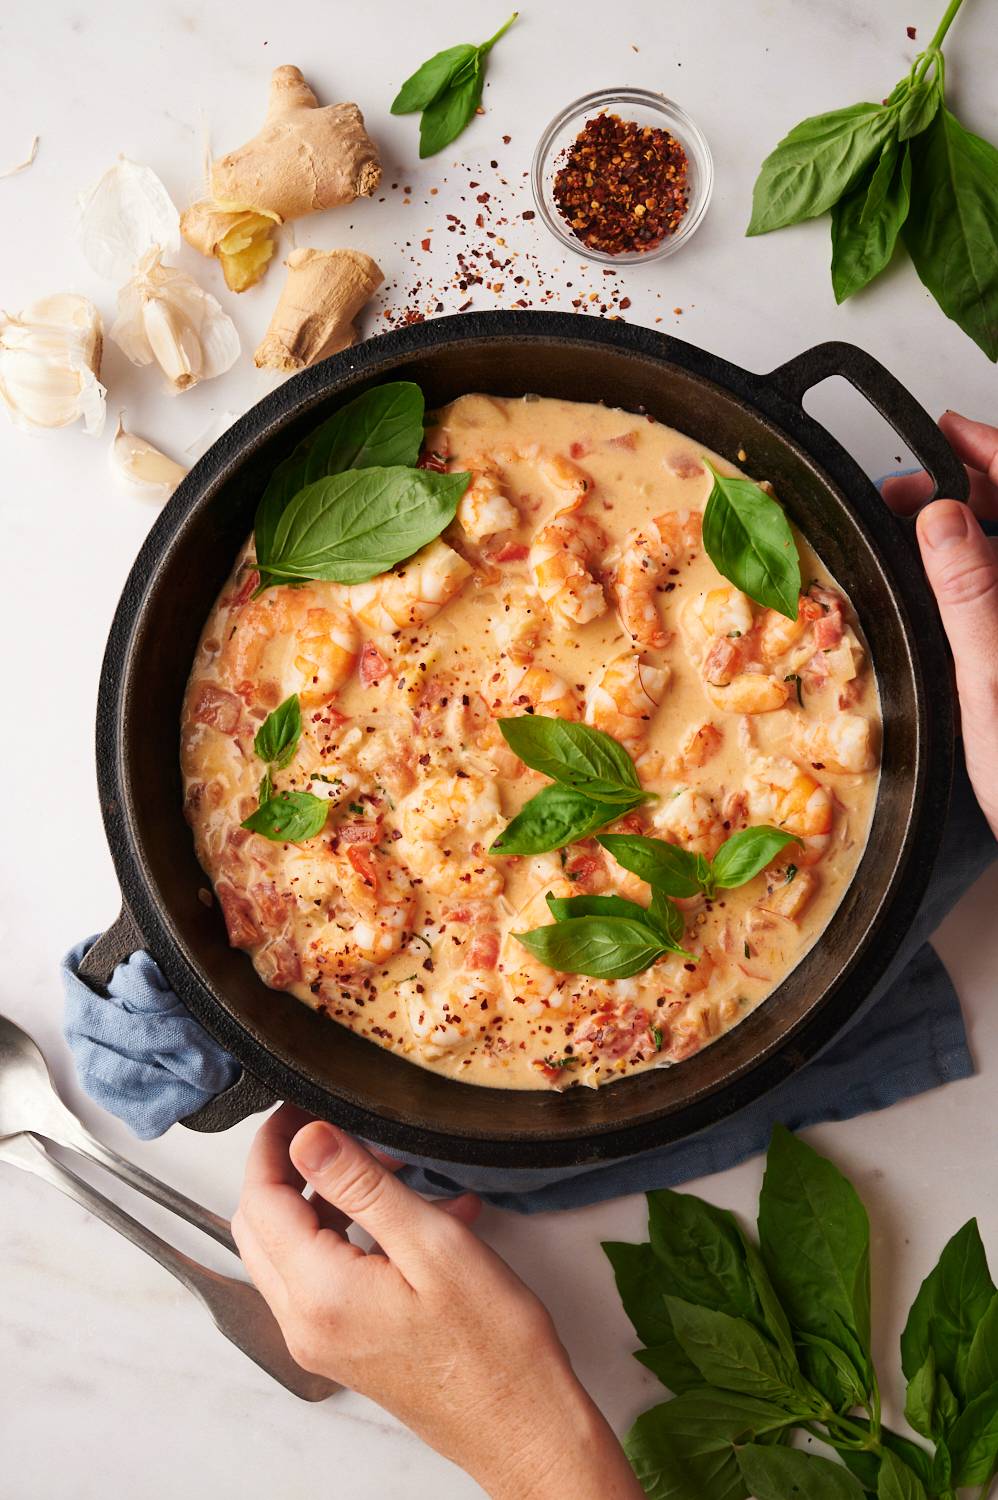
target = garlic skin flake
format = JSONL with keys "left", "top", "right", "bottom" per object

{"left": 79, "top": 158, "right": 181, "bottom": 283}
{"left": 0, "top": 294, "right": 106, "bottom": 435}
{"left": 110, "top": 415, "right": 187, "bottom": 502}
{"left": 111, "top": 249, "right": 240, "bottom": 392}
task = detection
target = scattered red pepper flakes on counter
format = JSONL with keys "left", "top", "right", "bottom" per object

{"left": 552, "top": 112, "right": 689, "bottom": 255}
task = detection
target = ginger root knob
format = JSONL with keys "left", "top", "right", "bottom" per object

{"left": 254, "top": 248, "right": 383, "bottom": 372}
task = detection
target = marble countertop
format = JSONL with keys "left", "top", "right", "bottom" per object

{"left": 1, "top": 1, "right": 995, "bottom": 1495}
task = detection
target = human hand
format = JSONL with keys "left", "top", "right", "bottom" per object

{"left": 232, "top": 1106, "right": 642, "bottom": 1500}
{"left": 882, "top": 411, "right": 998, "bottom": 839}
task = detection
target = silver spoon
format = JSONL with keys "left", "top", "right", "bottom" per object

{"left": 0, "top": 1011, "right": 236, "bottom": 1253}
{"left": 0, "top": 1131, "right": 335, "bottom": 1402}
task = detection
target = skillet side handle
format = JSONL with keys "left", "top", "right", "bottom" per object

{"left": 77, "top": 908, "right": 277, "bottom": 1133}
{"left": 766, "top": 341, "right": 970, "bottom": 505}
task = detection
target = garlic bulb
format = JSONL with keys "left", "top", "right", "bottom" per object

{"left": 78, "top": 157, "right": 181, "bottom": 283}
{"left": 0, "top": 294, "right": 106, "bottom": 435}
{"left": 111, "top": 249, "right": 240, "bottom": 393}
{"left": 110, "top": 415, "right": 187, "bottom": 501}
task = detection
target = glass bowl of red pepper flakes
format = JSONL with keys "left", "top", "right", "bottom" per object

{"left": 531, "top": 88, "right": 713, "bottom": 263}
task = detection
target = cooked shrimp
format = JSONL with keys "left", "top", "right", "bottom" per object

{"left": 529, "top": 511, "right": 607, "bottom": 628}
{"left": 705, "top": 674, "right": 791, "bottom": 714}
{"left": 681, "top": 585, "right": 755, "bottom": 661}
{"left": 792, "top": 714, "right": 877, "bottom": 774}
{"left": 490, "top": 582, "right": 546, "bottom": 665}
{"left": 614, "top": 510, "right": 703, "bottom": 649}
{"left": 300, "top": 845, "right": 417, "bottom": 975}
{"left": 396, "top": 773, "right": 505, "bottom": 895}
{"left": 348, "top": 540, "right": 472, "bottom": 632}
{"left": 585, "top": 653, "right": 670, "bottom": 752}
{"left": 500, "top": 879, "right": 574, "bottom": 1002}
{"left": 482, "top": 660, "right": 580, "bottom": 720}
{"left": 402, "top": 974, "right": 497, "bottom": 1060}
{"left": 457, "top": 462, "right": 519, "bottom": 542}
{"left": 745, "top": 755, "right": 833, "bottom": 864}
{"left": 652, "top": 787, "right": 726, "bottom": 856}
{"left": 222, "top": 586, "right": 359, "bottom": 708}
{"left": 669, "top": 721, "right": 723, "bottom": 775}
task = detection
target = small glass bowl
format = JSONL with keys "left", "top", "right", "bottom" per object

{"left": 531, "top": 88, "right": 714, "bottom": 265}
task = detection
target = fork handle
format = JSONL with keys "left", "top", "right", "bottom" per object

{"left": 1, "top": 1135, "right": 334, "bottom": 1402}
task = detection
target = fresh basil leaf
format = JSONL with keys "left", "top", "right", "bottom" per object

{"left": 419, "top": 62, "right": 484, "bottom": 158}
{"left": 903, "top": 109, "right": 998, "bottom": 362}
{"left": 241, "top": 790, "right": 329, "bottom": 843}
{"left": 253, "top": 693, "right": 301, "bottom": 769}
{"left": 665, "top": 1298, "right": 804, "bottom": 1405}
{"left": 947, "top": 1381, "right": 998, "bottom": 1486}
{"left": 702, "top": 462, "right": 802, "bottom": 619}
{"left": 391, "top": 43, "right": 478, "bottom": 114}
{"left": 711, "top": 827, "right": 801, "bottom": 890}
{"left": 930, "top": 1437, "right": 952, "bottom": 1494}
{"left": 797, "top": 1333, "right": 868, "bottom": 1413}
{"left": 876, "top": 1448, "right": 928, "bottom": 1500}
{"left": 625, "top": 1390, "right": 793, "bottom": 1500}
{"left": 900, "top": 1217, "right": 996, "bottom": 1405}
{"left": 737, "top": 1443, "right": 867, "bottom": 1500}
{"left": 490, "top": 783, "right": 639, "bottom": 856}
{"left": 498, "top": 717, "right": 648, "bottom": 803}
{"left": 514, "top": 916, "right": 669, "bottom": 980}
{"left": 602, "top": 1241, "right": 705, "bottom": 1393}
{"left": 837, "top": 1424, "right": 935, "bottom": 1494}
{"left": 904, "top": 1349, "right": 936, "bottom": 1439}
{"left": 758, "top": 1125, "right": 873, "bottom": 1392}
{"left": 258, "top": 769, "right": 272, "bottom": 804}
{"left": 599, "top": 833, "right": 703, "bottom": 898}
{"left": 255, "top": 382, "right": 425, "bottom": 568}
{"left": 647, "top": 1191, "right": 765, "bottom": 1327}
{"left": 259, "top": 467, "right": 469, "bottom": 585}
{"left": 648, "top": 888, "right": 689, "bottom": 951}
{"left": 738, "top": 1230, "right": 798, "bottom": 1371}
{"left": 747, "top": 103, "right": 897, "bottom": 236}
{"left": 547, "top": 891, "right": 655, "bottom": 926}
{"left": 967, "top": 1294, "right": 998, "bottom": 1400}
{"left": 831, "top": 141, "right": 911, "bottom": 303}
{"left": 897, "top": 76, "right": 941, "bottom": 143}
{"left": 634, "top": 1342, "right": 704, "bottom": 1395}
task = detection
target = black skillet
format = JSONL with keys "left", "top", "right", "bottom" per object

{"left": 80, "top": 312, "right": 964, "bottom": 1168}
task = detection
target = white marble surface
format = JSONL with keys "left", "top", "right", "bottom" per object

{"left": 1, "top": 1, "right": 996, "bottom": 1495}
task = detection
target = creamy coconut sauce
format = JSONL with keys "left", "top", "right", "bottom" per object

{"left": 181, "top": 394, "right": 881, "bottom": 1090}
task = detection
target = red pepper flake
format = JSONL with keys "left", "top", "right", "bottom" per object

{"left": 619, "top": 296, "right": 631, "bottom": 309}
{"left": 459, "top": 299, "right": 473, "bottom": 311}
{"left": 907, "top": 24, "right": 917, "bottom": 38}
{"left": 421, "top": 237, "right": 431, "bottom": 251}
{"left": 552, "top": 112, "right": 690, "bottom": 255}
{"left": 521, "top": 208, "right": 535, "bottom": 219}
{"left": 502, "top": 134, "right": 511, "bottom": 144}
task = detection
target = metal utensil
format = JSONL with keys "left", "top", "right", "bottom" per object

{"left": 0, "top": 1131, "right": 335, "bottom": 1402}
{"left": 0, "top": 1011, "right": 235, "bottom": 1253}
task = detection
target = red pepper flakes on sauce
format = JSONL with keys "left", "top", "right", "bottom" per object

{"left": 552, "top": 112, "right": 689, "bottom": 255}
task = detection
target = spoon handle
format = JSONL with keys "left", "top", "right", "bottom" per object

{"left": 0, "top": 1134, "right": 335, "bottom": 1403}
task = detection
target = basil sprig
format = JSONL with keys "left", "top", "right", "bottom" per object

{"left": 515, "top": 886, "right": 692, "bottom": 981}
{"left": 607, "top": 1125, "right": 996, "bottom": 1500}
{"left": 241, "top": 693, "right": 329, "bottom": 843}
{"left": 600, "top": 825, "right": 800, "bottom": 902}
{"left": 490, "top": 718, "right": 654, "bottom": 857}
{"left": 392, "top": 13, "right": 518, "bottom": 159}
{"left": 701, "top": 461, "right": 801, "bottom": 620}
{"left": 747, "top": 0, "right": 998, "bottom": 361}
{"left": 253, "top": 693, "right": 301, "bottom": 770}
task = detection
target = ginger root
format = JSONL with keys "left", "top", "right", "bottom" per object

{"left": 181, "top": 66, "right": 381, "bottom": 292}
{"left": 254, "top": 248, "right": 383, "bottom": 372}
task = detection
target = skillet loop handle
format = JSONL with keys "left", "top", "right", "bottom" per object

{"left": 77, "top": 907, "right": 277, "bottom": 1133}
{"left": 766, "top": 340, "right": 969, "bottom": 504}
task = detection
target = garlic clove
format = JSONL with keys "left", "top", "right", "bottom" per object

{"left": 78, "top": 157, "right": 181, "bottom": 283}
{"left": 0, "top": 293, "right": 106, "bottom": 435}
{"left": 111, "top": 249, "right": 240, "bottom": 393}
{"left": 110, "top": 414, "right": 187, "bottom": 501}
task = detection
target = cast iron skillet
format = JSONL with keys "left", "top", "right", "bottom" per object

{"left": 81, "top": 312, "right": 964, "bottom": 1167}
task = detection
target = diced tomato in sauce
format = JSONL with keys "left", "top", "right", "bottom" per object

{"left": 216, "top": 881, "right": 262, "bottom": 949}
{"left": 347, "top": 845, "right": 378, "bottom": 889}
{"left": 359, "top": 642, "right": 391, "bottom": 686}
{"left": 467, "top": 931, "right": 500, "bottom": 970}
{"left": 190, "top": 682, "right": 242, "bottom": 734}
{"left": 493, "top": 541, "right": 529, "bottom": 563}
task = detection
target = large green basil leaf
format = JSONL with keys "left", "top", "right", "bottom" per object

{"left": 253, "top": 693, "right": 301, "bottom": 770}
{"left": 738, "top": 1444, "right": 866, "bottom": 1500}
{"left": 241, "top": 790, "right": 329, "bottom": 843}
{"left": 599, "top": 833, "right": 703, "bottom": 898}
{"left": 601, "top": 1240, "right": 703, "bottom": 1392}
{"left": 900, "top": 1217, "right": 996, "bottom": 1404}
{"left": 947, "top": 1380, "right": 998, "bottom": 1486}
{"left": 513, "top": 915, "right": 669, "bottom": 980}
{"left": 391, "top": 43, "right": 478, "bottom": 113}
{"left": 625, "top": 1390, "right": 793, "bottom": 1500}
{"left": 967, "top": 1294, "right": 998, "bottom": 1399}
{"left": 904, "top": 1349, "right": 937, "bottom": 1439}
{"left": 747, "top": 103, "right": 896, "bottom": 235}
{"left": 710, "top": 827, "right": 800, "bottom": 890}
{"left": 831, "top": 140, "right": 912, "bottom": 303}
{"left": 254, "top": 382, "right": 425, "bottom": 569}
{"left": 665, "top": 1299, "right": 804, "bottom": 1404}
{"left": 259, "top": 467, "right": 469, "bottom": 585}
{"left": 490, "top": 783, "right": 639, "bottom": 855}
{"left": 903, "top": 109, "right": 998, "bottom": 362}
{"left": 758, "top": 1125, "right": 872, "bottom": 1390}
{"left": 547, "top": 891, "right": 655, "bottom": 926}
{"left": 635, "top": 1341, "right": 706, "bottom": 1396}
{"left": 701, "top": 462, "right": 801, "bottom": 619}
{"left": 876, "top": 1448, "right": 928, "bottom": 1500}
{"left": 647, "top": 1191, "right": 764, "bottom": 1325}
{"left": 498, "top": 716, "right": 648, "bottom": 803}
{"left": 419, "top": 63, "right": 484, "bottom": 158}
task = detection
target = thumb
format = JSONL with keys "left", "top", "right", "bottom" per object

{"left": 917, "top": 500, "right": 998, "bottom": 833}
{"left": 290, "top": 1121, "right": 447, "bottom": 1270}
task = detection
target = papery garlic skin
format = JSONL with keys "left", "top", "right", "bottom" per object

{"left": 79, "top": 158, "right": 181, "bottom": 283}
{"left": 110, "top": 414, "right": 187, "bottom": 501}
{"left": 111, "top": 249, "right": 240, "bottom": 393}
{"left": 0, "top": 294, "right": 106, "bottom": 435}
